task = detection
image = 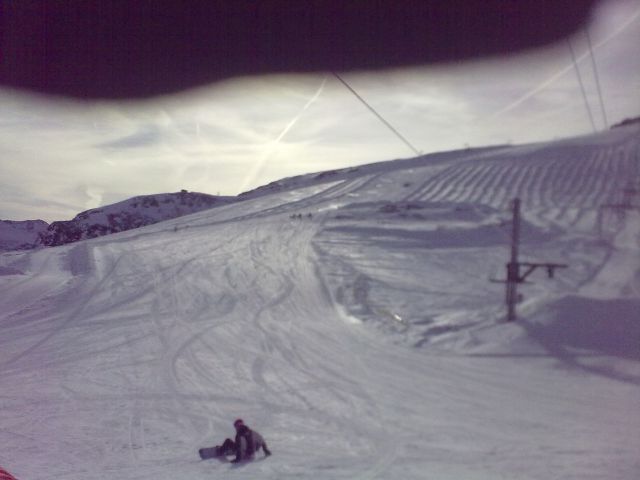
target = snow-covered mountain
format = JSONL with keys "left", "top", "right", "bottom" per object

{"left": 0, "top": 219, "right": 49, "bottom": 251}
{"left": 0, "top": 124, "right": 639, "bottom": 480}
{"left": 37, "top": 191, "right": 235, "bottom": 247}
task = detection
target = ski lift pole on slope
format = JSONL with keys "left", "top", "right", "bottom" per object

{"left": 490, "top": 198, "right": 568, "bottom": 321}
{"left": 597, "top": 180, "right": 640, "bottom": 235}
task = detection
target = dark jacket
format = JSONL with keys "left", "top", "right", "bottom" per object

{"left": 234, "top": 425, "right": 268, "bottom": 462}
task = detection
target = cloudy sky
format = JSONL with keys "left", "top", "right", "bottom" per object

{"left": 1, "top": 0, "right": 639, "bottom": 223}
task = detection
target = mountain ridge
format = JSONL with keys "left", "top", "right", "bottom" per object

{"left": 4, "top": 123, "right": 638, "bottom": 251}
{"left": 0, "top": 191, "right": 235, "bottom": 250}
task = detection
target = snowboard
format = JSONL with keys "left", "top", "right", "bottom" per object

{"left": 199, "top": 446, "right": 225, "bottom": 460}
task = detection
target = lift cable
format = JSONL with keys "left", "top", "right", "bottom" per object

{"left": 585, "top": 27, "right": 609, "bottom": 129}
{"left": 332, "top": 72, "right": 422, "bottom": 156}
{"left": 567, "top": 38, "right": 598, "bottom": 133}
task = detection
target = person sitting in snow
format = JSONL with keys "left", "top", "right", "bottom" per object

{"left": 216, "top": 418, "right": 271, "bottom": 463}
{"left": 232, "top": 418, "right": 271, "bottom": 462}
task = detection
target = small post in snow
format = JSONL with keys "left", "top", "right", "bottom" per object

{"left": 506, "top": 198, "right": 521, "bottom": 322}
{"left": 492, "top": 198, "right": 568, "bottom": 321}
{"left": 597, "top": 181, "right": 640, "bottom": 235}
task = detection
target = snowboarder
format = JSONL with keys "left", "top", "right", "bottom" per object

{"left": 230, "top": 418, "right": 271, "bottom": 463}
{"left": 198, "top": 418, "right": 271, "bottom": 461}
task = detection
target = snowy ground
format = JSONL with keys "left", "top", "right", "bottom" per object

{"left": 1, "top": 126, "right": 639, "bottom": 479}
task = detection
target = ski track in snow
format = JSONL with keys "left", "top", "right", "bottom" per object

{"left": 1, "top": 127, "right": 640, "bottom": 479}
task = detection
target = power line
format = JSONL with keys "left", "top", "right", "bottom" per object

{"left": 486, "top": 9, "right": 640, "bottom": 122}
{"left": 332, "top": 72, "right": 421, "bottom": 156}
{"left": 567, "top": 38, "right": 597, "bottom": 132}
{"left": 585, "top": 27, "right": 609, "bottom": 129}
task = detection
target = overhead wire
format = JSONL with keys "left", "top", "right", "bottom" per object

{"left": 567, "top": 37, "right": 598, "bottom": 132}
{"left": 485, "top": 6, "right": 640, "bottom": 121}
{"left": 585, "top": 27, "right": 609, "bottom": 129}
{"left": 332, "top": 72, "right": 422, "bottom": 157}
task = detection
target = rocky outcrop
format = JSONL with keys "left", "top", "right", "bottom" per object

{"left": 612, "top": 116, "right": 640, "bottom": 129}
{"left": 37, "top": 191, "right": 233, "bottom": 247}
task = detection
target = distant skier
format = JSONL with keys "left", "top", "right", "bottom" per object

{"left": 230, "top": 418, "right": 271, "bottom": 463}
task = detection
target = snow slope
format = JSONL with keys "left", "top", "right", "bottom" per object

{"left": 1, "top": 125, "right": 639, "bottom": 480}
